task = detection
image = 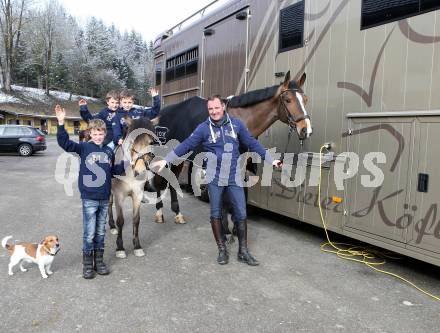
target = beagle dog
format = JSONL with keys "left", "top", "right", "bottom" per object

{"left": 2, "top": 235, "right": 60, "bottom": 279}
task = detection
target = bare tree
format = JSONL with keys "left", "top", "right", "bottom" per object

{"left": 0, "top": 0, "right": 26, "bottom": 91}
{"left": 39, "top": 0, "right": 65, "bottom": 95}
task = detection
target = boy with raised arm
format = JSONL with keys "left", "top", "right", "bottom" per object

{"left": 56, "top": 105, "right": 124, "bottom": 279}
{"left": 79, "top": 90, "right": 120, "bottom": 149}
{"left": 112, "top": 88, "right": 160, "bottom": 146}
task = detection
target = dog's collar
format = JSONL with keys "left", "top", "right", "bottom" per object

{"left": 43, "top": 247, "right": 58, "bottom": 256}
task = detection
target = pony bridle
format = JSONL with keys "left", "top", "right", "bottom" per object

{"left": 131, "top": 147, "right": 154, "bottom": 168}
{"left": 279, "top": 89, "right": 310, "bottom": 127}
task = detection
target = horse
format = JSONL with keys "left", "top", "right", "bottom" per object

{"left": 146, "top": 70, "right": 311, "bottom": 225}
{"left": 108, "top": 117, "right": 156, "bottom": 258}
{"left": 78, "top": 129, "right": 91, "bottom": 142}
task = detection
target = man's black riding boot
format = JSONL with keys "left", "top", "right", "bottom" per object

{"left": 94, "top": 249, "right": 110, "bottom": 275}
{"left": 83, "top": 252, "right": 96, "bottom": 279}
{"left": 211, "top": 218, "right": 229, "bottom": 265}
{"left": 236, "top": 220, "right": 259, "bottom": 266}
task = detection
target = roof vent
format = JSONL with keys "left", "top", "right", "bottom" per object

{"left": 203, "top": 28, "right": 215, "bottom": 36}
{"left": 236, "top": 11, "right": 248, "bottom": 20}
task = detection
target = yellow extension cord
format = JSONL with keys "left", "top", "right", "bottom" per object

{"left": 317, "top": 145, "right": 440, "bottom": 301}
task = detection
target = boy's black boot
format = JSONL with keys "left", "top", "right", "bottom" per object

{"left": 83, "top": 252, "right": 96, "bottom": 279}
{"left": 94, "top": 249, "right": 110, "bottom": 275}
{"left": 236, "top": 220, "right": 259, "bottom": 266}
{"left": 211, "top": 218, "right": 229, "bottom": 265}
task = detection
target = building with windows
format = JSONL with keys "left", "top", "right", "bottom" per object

{"left": 0, "top": 97, "right": 105, "bottom": 135}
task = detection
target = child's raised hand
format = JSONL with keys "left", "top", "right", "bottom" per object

{"left": 78, "top": 99, "right": 87, "bottom": 106}
{"left": 55, "top": 104, "right": 66, "bottom": 124}
{"left": 148, "top": 88, "right": 158, "bottom": 97}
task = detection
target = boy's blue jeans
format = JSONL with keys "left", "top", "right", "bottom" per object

{"left": 207, "top": 183, "right": 247, "bottom": 221}
{"left": 82, "top": 199, "right": 109, "bottom": 254}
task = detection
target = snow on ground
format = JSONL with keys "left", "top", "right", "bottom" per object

{"left": 0, "top": 85, "right": 99, "bottom": 105}
{"left": 0, "top": 90, "right": 21, "bottom": 103}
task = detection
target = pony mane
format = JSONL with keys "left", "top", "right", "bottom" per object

{"left": 126, "top": 117, "right": 155, "bottom": 134}
{"left": 227, "top": 81, "right": 299, "bottom": 108}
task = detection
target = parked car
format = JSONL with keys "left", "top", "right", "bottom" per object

{"left": 0, "top": 125, "right": 47, "bottom": 156}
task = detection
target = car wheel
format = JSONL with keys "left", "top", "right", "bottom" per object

{"left": 18, "top": 143, "right": 33, "bottom": 156}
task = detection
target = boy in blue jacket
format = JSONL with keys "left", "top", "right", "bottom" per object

{"left": 112, "top": 88, "right": 160, "bottom": 146}
{"left": 56, "top": 105, "right": 124, "bottom": 279}
{"left": 152, "top": 95, "right": 281, "bottom": 266}
{"left": 78, "top": 90, "right": 120, "bottom": 149}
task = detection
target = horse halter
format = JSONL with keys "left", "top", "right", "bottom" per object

{"left": 131, "top": 147, "right": 154, "bottom": 168}
{"left": 279, "top": 89, "right": 310, "bottom": 127}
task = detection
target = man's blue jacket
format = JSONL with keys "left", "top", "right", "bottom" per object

{"left": 165, "top": 114, "right": 273, "bottom": 185}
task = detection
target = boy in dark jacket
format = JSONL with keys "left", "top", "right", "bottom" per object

{"left": 112, "top": 88, "right": 160, "bottom": 146}
{"left": 56, "top": 105, "right": 124, "bottom": 279}
{"left": 78, "top": 90, "right": 119, "bottom": 149}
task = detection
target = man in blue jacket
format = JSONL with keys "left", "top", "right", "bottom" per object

{"left": 112, "top": 88, "right": 161, "bottom": 146}
{"left": 152, "top": 95, "right": 281, "bottom": 266}
{"left": 78, "top": 90, "right": 120, "bottom": 149}
{"left": 56, "top": 105, "right": 125, "bottom": 279}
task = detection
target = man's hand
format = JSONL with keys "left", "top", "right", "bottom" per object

{"left": 55, "top": 105, "right": 65, "bottom": 125}
{"left": 272, "top": 159, "right": 282, "bottom": 168}
{"left": 78, "top": 99, "right": 87, "bottom": 106}
{"left": 148, "top": 88, "right": 158, "bottom": 97}
{"left": 150, "top": 159, "right": 167, "bottom": 173}
{"left": 118, "top": 138, "right": 123, "bottom": 146}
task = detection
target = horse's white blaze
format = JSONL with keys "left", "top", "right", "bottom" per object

{"left": 305, "top": 118, "right": 312, "bottom": 136}
{"left": 296, "top": 92, "right": 307, "bottom": 116}
{"left": 296, "top": 92, "right": 312, "bottom": 137}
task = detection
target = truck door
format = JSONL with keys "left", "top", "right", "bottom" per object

{"left": 407, "top": 116, "right": 440, "bottom": 256}
{"left": 267, "top": 0, "right": 307, "bottom": 220}
{"left": 201, "top": 7, "right": 250, "bottom": 97}
{"left": 344, "top": 116, "right": 415, "bottom": 244}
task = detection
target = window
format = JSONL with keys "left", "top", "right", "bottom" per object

{"left": 186, "top": 47, "right": 198, "bottom": 76}
{"left": 155, "top": 63, "right": 162, "bottom": 86}
{"left": 0, "top": 127, "right": 4, "bottom": 136}
{"left": 3, "top": 127, "right": 19, "bottom": 135}
{"left": 165, "top": 46, "right": 199, "bottom": 82}
{"left": 166, "top": 58, "right": 175, "bottom": 82}
{"left": 421, "top": 0, "right": 440, "bottom": 11}
{"left": 279, "top": 1, "right": 305, "bottom": 53}
{"left": 361, "top": 0, "right": 440, "bottom": 30}
{"left": 8, "top": 119, "right": 19, "bottom": 125}
{"left": 175, "top": 53, "right": 186, "bottom": 79}
{"left": 19, "top": 127, "right": 33, "bottom": 135}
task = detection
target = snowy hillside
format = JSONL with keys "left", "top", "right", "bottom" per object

{"left": 0, "top": 85, "right": 99, "bottom": 105}
{"left": 0, "top": 85, "right": 106, "bottom": 118}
